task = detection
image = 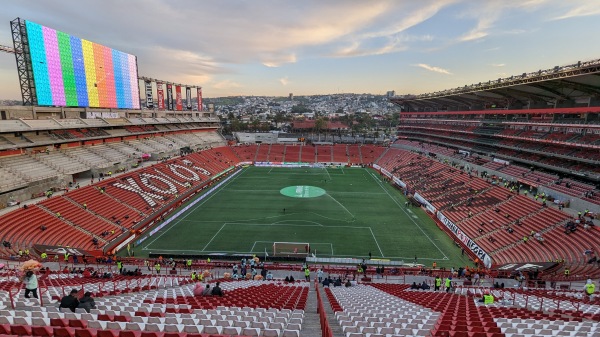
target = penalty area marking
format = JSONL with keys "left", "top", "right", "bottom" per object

{"left": 250, "top": 241, "right": 334, "bottom": 256}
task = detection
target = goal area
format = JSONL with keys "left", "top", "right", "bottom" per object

{"left": 273, "top": 242, "right": 310, "bottom": 257}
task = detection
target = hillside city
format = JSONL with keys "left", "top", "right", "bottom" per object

{"left": 205, "top": 93, "right": 400, "bottom": 139}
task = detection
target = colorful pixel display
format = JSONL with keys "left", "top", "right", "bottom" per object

{"left": 25, "top": 20, "right": 140, "bottom": 109}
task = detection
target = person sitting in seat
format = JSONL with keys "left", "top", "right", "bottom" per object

{"left": 59, "top": 289, "right": 80, "bottom": 312}
{"left": 211, "top": 282, "right": 223, "bottom": 297}
{"left": 77, "top": 292, "right": 96, "bottom": 313}
{"left": 410, "top": 282, "right": 419, "bottom": 290}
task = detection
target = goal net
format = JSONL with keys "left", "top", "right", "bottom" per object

{"left": 273, "top": 242, "right": 310, "bottom": 257}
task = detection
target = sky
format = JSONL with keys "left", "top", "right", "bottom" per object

{"left": 0, "top": 0, "right": 600, "bottom": 99}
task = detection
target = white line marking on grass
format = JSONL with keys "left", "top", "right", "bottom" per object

{"left": 325, "top": 194, "right": 355, "bottom": 219}
{"left": 368, "top": 171, "right": 449, "bottom": 260}
{"left": 324, "top": 167, "right": 332, "bottom": 181}
{"left": 202, "top": 223, "right": 226, "bottom": 251}
{"left": 142, "top": 168, "right": 247, "bottom": 250}
{"left": 369, "top": 227, "right": 385, "bottom": 257}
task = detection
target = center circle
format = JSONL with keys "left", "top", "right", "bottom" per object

{"left": 280, "top": 185, "right": 326, "bottom": 198}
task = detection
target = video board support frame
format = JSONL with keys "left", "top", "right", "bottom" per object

{"left": 10, "top": 17, "right": 36, "bottom": 106}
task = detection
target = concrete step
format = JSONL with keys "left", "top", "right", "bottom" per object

{"left": 300, "top": 281, "right": 322, "bottom": 337}
{"left": 317, "top": 284, "right": 345, "bottom": 337}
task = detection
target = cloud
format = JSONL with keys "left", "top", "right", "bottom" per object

{"left": 552, "top": 2, "right": 600, "bottom": 20}
{"left": 457, "top": 0, "right": 549, "bottom": 42}
{"left": 491, "top": 63, "right": 505, "bottom": 67}
{"left": 262, "top": 54, "right": 297, "bottom": 68}
{"left": 414, "top": 63, "right": 452, "bottom": 75}
{"left": 212, "top": 80, "right": 242, "bottom": 90}
{"left": 279, "top": 77, "right": 290, "bottom": 86}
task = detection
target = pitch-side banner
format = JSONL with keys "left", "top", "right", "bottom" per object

{"left": 144, "top": 81, "right": 154, "bottom": 109}
{"left": 166, "top": 84, "right": 174, "bottom": 111}
{"left": 157, "top": 83, "right": 165, "bottom": 110}
{"left": 197, "top": 87, "right": 203, "bottom": 111}
{"left": 185, "top": 87, "right": 192, "bottom": 110}
{"left": 175, "top": 86, "right": 183, "bottom": 111}
{"left": 437, "top": 211, "right": 492, "bottom": 268}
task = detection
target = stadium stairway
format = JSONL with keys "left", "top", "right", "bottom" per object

{"left": 316, "top": 285, "right": 345, "bottom": 337}
{"left": 301, "top": 283, "right": 327, "bottom": 337}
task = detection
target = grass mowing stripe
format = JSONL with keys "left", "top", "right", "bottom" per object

{"left": 368, "top": 170, "right": 449, "bottom": 260}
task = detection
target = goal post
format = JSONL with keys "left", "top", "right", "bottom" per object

{"left": 273, "top": 242, "right": 310, "bottom": 257}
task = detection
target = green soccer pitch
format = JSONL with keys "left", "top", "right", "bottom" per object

{"left": 133, "top": 166, "right": 471, "bottom": 268}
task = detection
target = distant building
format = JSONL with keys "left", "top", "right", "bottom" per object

{"left": 386, "top": 90, "right": 395, "bottom": 98}
{"left": 289, "top": 93, "right": 294, "bottom": 101}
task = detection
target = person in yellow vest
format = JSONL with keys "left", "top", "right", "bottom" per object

{"left": 24, "top": 249, "right": 29, "bottom": 256}
{"left": 564, "top": 268, "right": 570, "bottom": 277}
{"left": 56, "top": 212, "right": 62, "bottom": 219}
{"left": 434, "top": 276, "right": 442, "bottom": 291}
{"left": 207, "top": 258, "right": 211, "bottom": 263}
{"left": 304, "top": 267, "right": 310, "bottom": 281}
{"left": 198, "top": 272, "right": 204, "bottom": 282}
{"left": 191, "top": 272, "right": 197, "bottom": 281}
{"left": 445, "top": 276, "right": 452, "bottom": 293}
{"left": 83, "top": 203, "right": 87, "bottom": 210}
{"left": 186, "top": 259, "right": 192, "bottom": 270}
{"left": 482, "top": 291, "right": 494, "bottom": 304}
{"left": 154, "top": 262, "right": 161, "bottom": 274}
{"left": 584, "top": 279, "right": 595, "bottom": 300}
{"left": 64, "top": 252, "right": 70, "bottom": 262}
{"left": 18, "top": 249, "right": 23, "bottom": 257}
{"left": 116, "top": 261, "right": 123, "bottom": 274}
{"left": 40, "top": 252, "right": 48, "bottom": 260}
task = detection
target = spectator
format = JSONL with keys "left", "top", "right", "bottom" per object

{"left": 77, "top": 292, "right": 96, "bottom": 313}
{"left": 211, "top": 282, "right": 223, "bottom": 296}
{"left": 201, "top": 284, "right": 211, "bottom": 296}
{"left": 59, "top": 289, "right": 80, "bottom": 312}
{"left": 23, "top": 271, "right": 38, "bottom": 299}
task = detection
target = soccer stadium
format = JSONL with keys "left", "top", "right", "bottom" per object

{"left": 0, "top": 5, "right": 599, "bottom": 337}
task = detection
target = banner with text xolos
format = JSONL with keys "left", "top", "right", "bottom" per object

{"left": 157, "top": 82, "right": 165, "bottom": 110}
{"left": 413, "top": 192, "right": 436, "bottom": 213}
{"left": 175, "top": 85, "right": 183, "bottom": 111}
{"left": 437, "top": 211, "right": 492, "bottom": 268}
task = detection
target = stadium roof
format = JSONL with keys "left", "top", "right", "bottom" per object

{"left": 392, "top": 59, "right": 600, "bottom": 112}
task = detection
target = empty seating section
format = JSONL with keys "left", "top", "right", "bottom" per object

{"left": 394, "top": 137, "right": 600, "bottom": 205}
{"left": 0, "top": 279, "right": 304, "bottom": 337}
{"left": 348, "top": 144, "right": 361, "bottom": 163}
{"left": 0, "top": 154, "right": 60, "bottom": 182}
{"left": 360, "top": 145, "right": 385, "bottom": 164}
{"left": 283, "top": 145, "right": 300, "bottom": 162}
{"left": 370, "top": 283, "right": 588, "bottom": 337}
{"left": 66, "top": 187, "right": 146, "bottom": 228}
{"left": 269, "top": 144, "right": 286, "bottom": 162}
{"left": 315, "top": 145, "right": 332, "bottom": 162}
{"left": 86, "top": 145, "right": 131, "bottom": 164}
{"left": 255, "top": 144, "right": 270, "bottom": 161}
{"left": 43, "top": 196, "right": 121, "bottom": 241}
{"left": 230, "top": 144, "right": 258, "bottom": 161}
{"left": 67, "top": 148, "right": 113, "bottom": 169}
{"left": 332, "top": 144, "right": 348, "bottom": 162}
{"left": 300, "top": 145, "right": 315, "bottom": 163}
{"left": 36, "top": 151, "right": 89, "bottom": 174}
{"left": 0, "top": 206, "right": 91, "bottom": 249}
{"left": 327, "top": 284, "right": 440, "bottom": 336}
{"left": 375, "top": 148, "right": 598, "bottom": 266}
{"left": 0, "top": 166, "right": 27, "bottom": 192}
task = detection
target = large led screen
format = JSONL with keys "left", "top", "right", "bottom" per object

{"left": 25, "top": 20, "right": 140, "bottom": 109}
